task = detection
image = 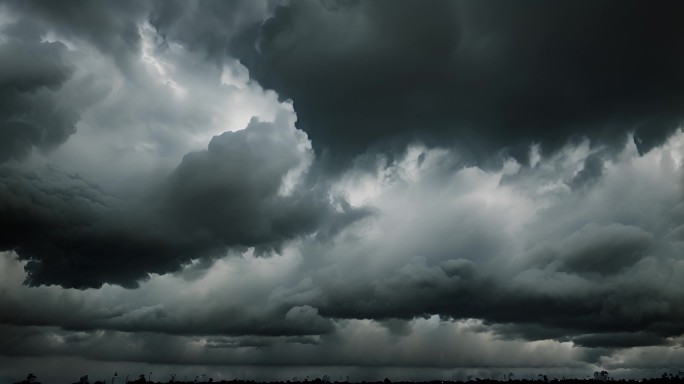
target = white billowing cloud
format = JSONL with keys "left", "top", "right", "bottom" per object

{"left": 326, "top": 142, "right": 536, "bottom": 278}
{"left": 21, "top": 20, "right": 289, "bottom": 194}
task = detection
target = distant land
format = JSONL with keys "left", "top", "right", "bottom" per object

{"left": 12, "top": 374, "right": 684, "bottom": 384}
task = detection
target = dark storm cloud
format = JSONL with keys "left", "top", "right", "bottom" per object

{"left": 0, "top": 164, "right": 182, "bottom": 289}
{"left": 0, "top": 0, "right": 367, "bottom": 289}
{"left": 525, "top": 223, "right": 654, "bottom": 276}
{"left": 233, "top": 0, "right": 684, "bottom": 167}
{"left": 569, "top": 153, "right": 605, "bottom": 190}
{"left": 0, "top": 35, "right": 78, "bottom": 162}
{"left": 0, "top": 252, "right": 337, "bottom": 338}
{"left": 0, "top": 115, "right": 367, "bottom": 288}
{"left": 149, "top": 0, "right": 274, "bottom": 62}
{"left": 159, "top": 116, "right": 325, "bottom": 251}
{"left": 97, "top": 302, "right": 334, "bottom": 337}
{"left": 0, "top": 0, "right": 163, "bottom": 165}
{"left": 5, "top": 0, "right": 684, "bottom": 371}
{"left": 306, "top": 254, "right": 683, "bottom": 350}
{"left": 3, "top": 0, "right": 149, "bottom": 72}
{"left": 0, "top": 319, "right": 583, "bottom": 370}
{"left": 569, "top": 332, "right": 667, "bottom": 349}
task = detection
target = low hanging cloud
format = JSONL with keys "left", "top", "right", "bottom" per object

{"left": 0, "top": 111, "right": 366, "bottom": 289}
{"left": 259, "top": 134, "right": 684, "bottom": 352}
{"left": 5, "top": 132, "right": 684, "bottom": 357}
{"left": 0, "top": 318, "right": 583, "bottom": 368}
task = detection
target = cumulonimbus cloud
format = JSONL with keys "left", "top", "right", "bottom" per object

{"left": 2, "top": 0, "right": 684, "bottom": 378}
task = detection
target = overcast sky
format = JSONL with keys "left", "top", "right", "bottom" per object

{"left": 3, "top": 1, "right": 684, "bottom": 382}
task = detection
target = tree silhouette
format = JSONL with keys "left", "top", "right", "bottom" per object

{"left": 13, "top": 373, "right": 41, "bottom": 384}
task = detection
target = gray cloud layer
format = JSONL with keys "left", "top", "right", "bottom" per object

{"left": 2, "top": 0, "right": 684, "bottom": 380}
{"left": 0, "top": 36, "right": 77, "bottom": 161}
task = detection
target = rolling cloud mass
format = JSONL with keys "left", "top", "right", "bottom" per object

{"left": 2, "top": 0, "right": 684, "bottom": 382}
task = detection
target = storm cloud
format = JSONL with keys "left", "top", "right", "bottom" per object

{"left": 234, "top": 0, "right": 684, "bottom": 166}
{"left": 0, "top": 112, "right": 365, "bottom": 288}
{"left": 2, "top": 0, "right": 684, "bottom": 381}
{"left": 0, "top": 35, "right": 77, "bottom": 162}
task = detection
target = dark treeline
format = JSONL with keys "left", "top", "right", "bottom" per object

{"left": 13, "top": 374, "right": 684, "bottom": 384}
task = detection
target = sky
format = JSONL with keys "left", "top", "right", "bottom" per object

{"left": 2, "top": 0, "right": 684, "bottom": 382}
